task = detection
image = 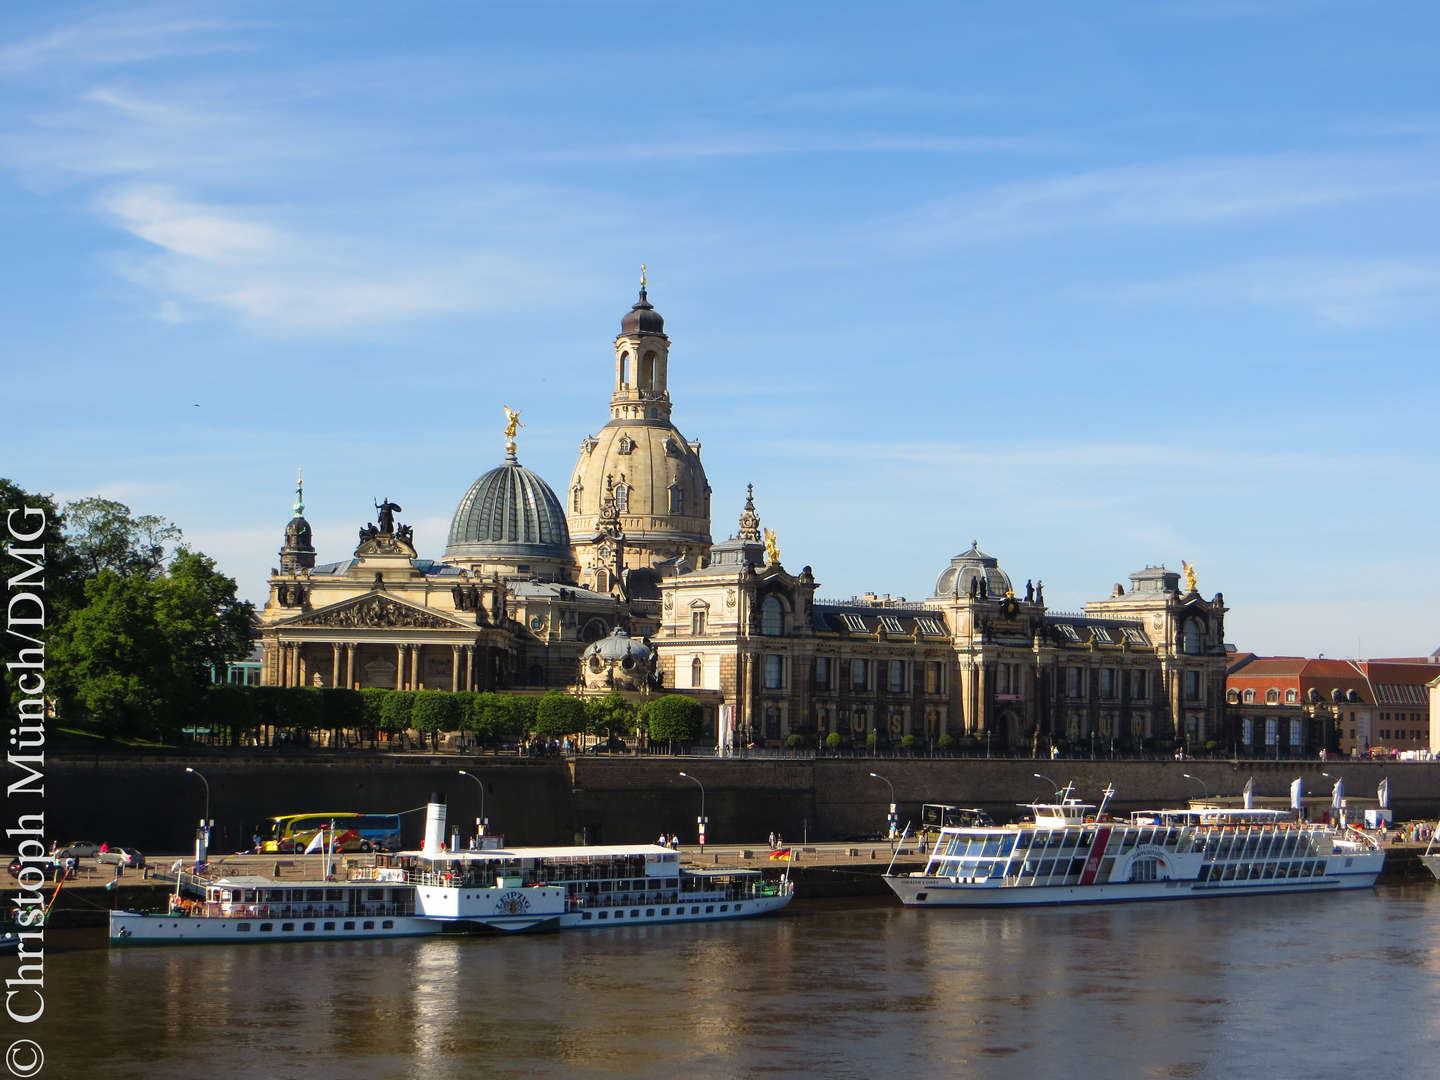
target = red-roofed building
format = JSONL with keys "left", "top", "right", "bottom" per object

{"left": 1226, "top": 653, "right": 1439, "bottom": 757}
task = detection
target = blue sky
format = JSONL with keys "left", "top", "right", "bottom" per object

{"left": 3, "top": 2, "right": 1437, "bottom": 659}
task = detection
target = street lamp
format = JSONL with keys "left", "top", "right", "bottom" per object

{"left": 184, "top": 766, "right": 211, "bottom": 866}
{"left": 1033, "top": 772, "right": 1060, "bottom": 798}
{"left": 457, "top": 770, "right": 488, "bottom": 844}
{"left": 869, "top": 771, "right": 897, "bottom": 841}
{"left": 1181, "top": 773, "right": 1209, "bottom": 798}
{"left": 678, "top": 771, "right": 707, "bottom": 846}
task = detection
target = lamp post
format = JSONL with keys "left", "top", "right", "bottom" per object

{"left": 869, "top": 771, "right": 897, "bottom": 841}
{"left": 678, "top": 771, "right": 707, "bottom": 846}
{"left": 1181, "top": 772, "right": 1209, "bottom": 799}
{"left": 1033, "top": 772, "right": 1060, "bottom": 798}
{"left": 184, "top": 766, "right": 211, "bottom": 867}
{"left": 457, "top": 770, "right": 488, "bottom": 845}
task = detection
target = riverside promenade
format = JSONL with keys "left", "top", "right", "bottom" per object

{"left": 35, "top": 837, "right": 1437, "bottom": 929}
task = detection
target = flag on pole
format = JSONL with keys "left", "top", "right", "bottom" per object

{"left": 104, "top": 878, "right": 118, "bottom": 891}
{"left": 1331, "top": 777, "right": 1344, "bottom": 809}
{"left": 1378, "top": 777, "right": 1390, "bottom": 810}
{"left": 304, "top": 829, "right": 326, "bottom": 855}
{"left": 1243, "top": 777, "right": 1254, "bottom": 809}
{"left": 1290, "top": 778, "right": 1303, "bottom": 810}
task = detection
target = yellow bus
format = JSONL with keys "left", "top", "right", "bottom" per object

{"left": 260, "top": 812, "right": 402, "bottom": 854}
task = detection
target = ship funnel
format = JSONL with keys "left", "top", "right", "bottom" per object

{"left": 423, "top": 792, "right": 447, "bottom": 856}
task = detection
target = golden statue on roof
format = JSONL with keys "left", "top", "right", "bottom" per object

{"left": 640, "top": 263, "right": 647, "bottom": 289}
{"left": 503, "top": 406, "right": 524, "bottom": 453}
{"left": 1182, "top": 560, "right": 1198, "bottom": 593}
{"left": 763, "top": 528, "right": 780, "bottom": 566}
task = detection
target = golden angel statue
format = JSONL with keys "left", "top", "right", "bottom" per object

{"left": 503, "top": 406, "right": 524, "bottom": 451}
{"left": 763, "top": 528, "right": 780, "bottom": 565}
{"left": 1181, "top": 560, "right": 1198, "bottom": 593}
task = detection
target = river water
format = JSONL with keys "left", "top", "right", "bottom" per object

{"left": 25, "top": 885, "right": 1440, "bottom": 1079}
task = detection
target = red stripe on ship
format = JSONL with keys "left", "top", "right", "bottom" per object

{"left": 1079, "top": 826, "right": 1112, "bottom": 885}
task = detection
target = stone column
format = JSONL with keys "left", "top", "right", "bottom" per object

{"left": 464, "top": 645, "right": 474, "bottom": 691}
{"left": 331, "top": 644, "right": 341, "bottom": 689}
{"left": 345, "top": 644, "right": 356, "bottom": 689}
{"left": 395, "top": 645, "right": 405, "bottom": 689}
{"left": 410, "top": 645, "right": 420, "bottom": 691}
{"left": 451, "top": 645, "right": 460, "bottom": 692}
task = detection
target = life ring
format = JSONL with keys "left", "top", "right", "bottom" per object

{"left": 442, "top": 872, "right": 453, "bottom": 885}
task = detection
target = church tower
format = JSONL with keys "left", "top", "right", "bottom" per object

{"left": 568, "top": 270, "right": 712, "bottom": 594}
{"left": 279, "top": 469, "right": 316, "bottom": 573}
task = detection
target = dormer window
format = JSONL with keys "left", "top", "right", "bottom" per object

{"left": 618, "top": 434, "right": 634, "bottom": 455}
{"left": 762, "top": 595, "right": 784, "bottom": 636}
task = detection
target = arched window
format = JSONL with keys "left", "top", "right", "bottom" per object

{"left": 1243, "top": 689, "right": 1255, "bottom": 704}
{"left": 1226, "top": 689, "right": 1239, "bottom": 704}
{"left": 614, "top": 482, "right": 629, "bottom": 512}
{"left": 1265, "top": 688, "right": 1279, "bottom": 705}
{"left": 640, "top": 350, "right": 656, "bottom": 389}
{"left": 1182, "top": 620, "right": 1202, "bottom": 655}
{"left": 1285, "top": 688, "right": 1297, "bottom": 704}
{"left": 761, "top": 595, "right": 784, "bottom": 636}
{"left": 619, "top": 352, "right": 630, "bottom": 386}
{"left": 691, "top": 656, "right": 703, "bottom": 688}
{"left": 594, "top": 570, "right": 609, "bottom": 594}
{"left": 571, "top": 485, "right": 583, "bottom": 512}
{"left": 668, "top": 483, "right": 684, "bottom": 514}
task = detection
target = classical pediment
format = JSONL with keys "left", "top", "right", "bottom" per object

{"left": 283, "top": 594, "right": 470, "bottom": 631}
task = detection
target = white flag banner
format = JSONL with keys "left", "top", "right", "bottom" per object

{"left": 303, "top": 829, "right": 326, "bottom": 855}
{"left": 1243, "top": 777, "right": 1254, "bottom": 809}
{"left": 1331, "top": 777, "right": 1344, "bottom": 809}
{"left": 1378, "top": 777, "right": 1390, "bottom": 810}
{"left": 1290, "top": 778, "right": 1303, "bottom": 810}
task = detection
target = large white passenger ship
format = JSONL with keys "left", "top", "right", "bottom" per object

{"left": 110, "top": 796, "right": 792, "bottom": 945}
{"left": 883, "top": 785, "right": 1384, "bottom": 908}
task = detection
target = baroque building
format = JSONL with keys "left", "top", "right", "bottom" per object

{"left": 256, "top": 273, "right": 1232, "bottom": 753}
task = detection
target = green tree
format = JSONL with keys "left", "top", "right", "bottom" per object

{"left": 380, "top": 691, "right": 416, "bottom": 743}
{"left": 584, "top": 691, "right": 636, "bottom": 744}
{"left": 535, "top": 691, "right": 585, "bottom": 740}
{"left": 412, "top": 691, "right": 460, "bottom": 749}
{"left": 63, "top": 496, "right": 181, "bottom": 579}
{"left": 644, "top": 694, "right": 704, "bottom": 753}
{"left": 824, "top": 731, "right": 847, "bottom": 752}
{"left": 358, "top": 688, "right": 389, "bottom": 746}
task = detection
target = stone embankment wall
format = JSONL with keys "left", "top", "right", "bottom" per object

{"left": 47, "top": 754, "right": 1440, "bottom": 854}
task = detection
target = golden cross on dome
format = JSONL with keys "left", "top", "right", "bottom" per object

{"left": 640, "top": 263, "right": 647, "bottom": 290}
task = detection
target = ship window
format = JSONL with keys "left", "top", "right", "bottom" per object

{"left": 646, "top": 909, "right": 655, "bottom": 917}
{"left": 363, "top": 920, "right": 375, "bottom": 930}
{"left": 705, "top": 905, "right": 714, "bottom": 913}
{"left": 630, "top": 910, "right": 639, "bottom": 918}
{"left": 599, "top": 912, "right": 608, "bottom": 920}
{"left": 343, "top": 921, "right": 355, "bottom": 930}
{"left": 720, "top": 905, "right": 729, "bottom": 912}
{"left": 260, "top": 923, "right": 274, "bottom": 932}
{"left": 691, "top": 906, "right": 700, "bottom": 914}
{"left": 661, "top": 908, "right": 670, "bottom": 916}
{"left": 282, "top": 922, "right": 295, "bottom": 931}
{"left": 302, "top": 922, "right": 316, "bottom": 931}
{"left": 323, "top": 921, "right": 335, "bottom": 930}
{"left": 383, "top": 920, "right": 394, "bottom": 929}
{"left": 582, "top": 912, "right": 592, "bottom": 921}
{"left": 237, "top": 923, "right": 252, "bottom": 932}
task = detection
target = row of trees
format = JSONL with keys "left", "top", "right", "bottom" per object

{"left": 2, "top": 479, "right": 255, "bottom": 742}
{"left": 202, "top": 686, "right": 705, "bottom": 751}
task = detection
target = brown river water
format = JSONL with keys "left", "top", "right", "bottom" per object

{"left": 15, "top": 886, "right": 1440, "bottom": 1079}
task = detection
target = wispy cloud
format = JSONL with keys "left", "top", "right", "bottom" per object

{"left": 1111, "top": 257, "right": 1440, "bottom": 327}
{"left": 884, "top": 152, "right": 1440, "bottom": 246}
{"left": 0, "top": 13, "right": 257, "bottom": 76}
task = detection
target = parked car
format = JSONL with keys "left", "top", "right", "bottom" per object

{"left": 97, "top": 847, "right": 145, "bottom": 869}
{"left": 55, "top": 842, "right": 100, "bottom": 859}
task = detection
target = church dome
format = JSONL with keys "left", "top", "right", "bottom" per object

{"left": 933, "top": 541, "right": 1013, "bottom": 598}
{"left": 581, "top": 625, "right": 654, "bottom": 664}
{"left": 620, "top": 288, "right": 665, "bottom": 336}
{"left": 446, "top": 451, "right": 572, "bottom": 568}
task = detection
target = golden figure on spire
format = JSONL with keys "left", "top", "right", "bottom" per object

{"left": 640, "top": 263, "right": 647, "bottom": 290}
{"left": 1181, "top": 560, "right": 1198, "bottom": 593}
{"left": 503, "top": 406, "right": 524, "bottom": 453}
{"left": 763, "top": 528, "right": 780, "bottom": 566}
{"left": 294, "top": 467, "right": 305, "bottom": 515}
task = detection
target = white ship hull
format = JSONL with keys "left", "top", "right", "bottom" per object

{"left": 109, "top": 910, "right": 561, "bottom": 944}
{"left": 885, "top": 862, "right": 1382, "bottom": 908}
